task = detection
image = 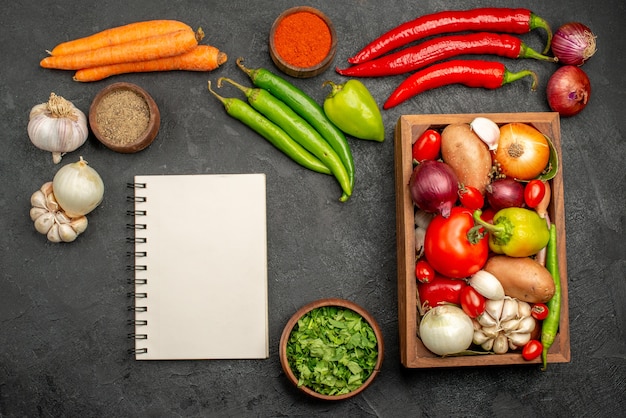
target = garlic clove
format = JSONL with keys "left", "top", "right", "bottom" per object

{"left": 54, "top": 211, "right": 71, "bottom": 224}
{"left": 481, "top": 325, "right": 500, "bottom": 340}
{"left": 500, "top": 318, "right": 522, "bottom": 333}
{"left": 493, "top": 334, "right": 509, "bottom": 354}
{"left": 414, "top": 210, "right": 434, "bottom": 229}
{"left": 34, "top": 212, "right": 55, "bottom": 234}
{"left": 47, "top": 223, "right": 62, "bottom": 243}
{"left": 507, "top": 332, "right": 531, "bottom": 348}
{"left": 415, "top": 227, "right": 426, "bottom": 257}
{"left": 500, "top": 297, "right": 519, "bottom": 322}
{"left": 515, "top": 316, "right": 537, "bottom": 334}
{"left": 70, "top": 216, "right": 88, "bottom": 234}
{"left": 517, "top": 300, "right": 532, "bottom": 318}
{"left": 30, "top": 206, "right": 48, "bottom": 221}
{"left": 473, "top": 329, "right": 491, "bottom": 346}
{"left": 58, "top": 223, "right": 78, "bottom": 242}
{"left": 509, "top": 340, "right": 519, "bottom": 351}
{"left": 477, "top": 312, "right": 498, "bottom": 328}
{"left": 46, "top": 190, "right": 60, "bottom": 212}
{"left": 485, "top": 298, "right": 505, "bottom": 322}
{"left": 470, "top": 117, "right": 500, "bottom": 151}
{"left": 469, "top": 270, "right": 505, "bottom": 300}
{"left": 31, "top": 190, "right": 48, "bottom": 209}
{"left": 481, "top": 338, "right": 494, "bottom": 351}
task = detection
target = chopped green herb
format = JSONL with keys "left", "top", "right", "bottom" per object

{"left": 286, "top": 306, "right": 379, "bottom": 396}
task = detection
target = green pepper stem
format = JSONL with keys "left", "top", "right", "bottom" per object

{"left": 322, "top": 80, "right": 343, "bottom": 98}
{"left": 207, "top": 80, "right": 225, "bottom": 104}
{"left": 468, "top": 210, "right": 508, "bottom": 243}
{"left": 529, "top": 13, "right": 553, "bottom": 54}
{"left": 519, "top": 43, "right": 557, "bottom": 62}
{"left": 503, "top": 69, "right": 538, "bottom": 91}
{"left": 218, "top": 77, "right": 253, "bottom": 97}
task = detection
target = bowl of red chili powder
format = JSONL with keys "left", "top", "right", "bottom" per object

{"left": 269, "top": 6, "right": 337, "bottom": 78}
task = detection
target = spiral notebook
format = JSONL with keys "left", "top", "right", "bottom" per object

{"left": 127, "top": 173, "right": 269, "bottom": 360}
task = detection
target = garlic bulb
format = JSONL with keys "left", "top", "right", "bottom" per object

{"left": 473, "top": 297, "right": 536, "bottom": 354}
{"left": 30, "top": 182, "right": 88, "bottom": 243}
{"left": 52, "top": 157, "right": 104, "bottom": 217}
{"left": 28, "top": 92, "right": 88, "bottom": 164}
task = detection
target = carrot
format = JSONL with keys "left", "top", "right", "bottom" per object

{"left": 73, "top": 45, "right": 228, "bottom": 82}
{"left": 49, "top": 20, "right": 193, "bottom": 56}
{"left": 40, "top": 29, "right": 202, "bottom": 70}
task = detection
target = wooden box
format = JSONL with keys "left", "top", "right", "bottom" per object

{"left": 394, "top": 113, "right": 571, "bottom": 368}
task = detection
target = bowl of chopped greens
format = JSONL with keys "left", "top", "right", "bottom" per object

{"left": 279, "top": 298, "right": 384, "bottom": 400}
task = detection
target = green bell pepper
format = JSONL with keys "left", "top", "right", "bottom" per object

{"left": 471, "top": 208, "right": 550, "bottom": 257}
{"left": 322, "top": 80, "right": 385, "bottom": 142}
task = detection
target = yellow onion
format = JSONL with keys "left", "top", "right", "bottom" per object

{"left": 494, "top": 123, "right": 550, "bottom": 180}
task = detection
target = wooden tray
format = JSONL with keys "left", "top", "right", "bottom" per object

{"left": 394, "top": 112, "right": 571, "bottom": 368}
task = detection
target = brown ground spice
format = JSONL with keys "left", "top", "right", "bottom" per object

{"left": 95, "top": 89, "right": 150, "bottom": 145}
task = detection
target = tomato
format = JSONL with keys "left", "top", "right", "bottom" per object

{"left": 522, "top": 339, "right": 543, "bottom": 361}
{"left": 412, "top": 129, "right": 441, "bottom": 162}
{"left": 424, "top": 206, "right": 489, "bottom": 278}
{"left": 417, "top": 274, "right": 467, "bottom": 311}
{"left": 458, "top": 184, "right": 484, "bottom": 210}
{"left": 531, "top": 303, "right": 549, "bottom": 320}
{"left": 415, "top": 259, "right": 436, "bottom": 283}
{"left": 480, "top": 207, "right": 496, "bottom": 224}
{"left": 524, "top": 179, "right": 547, "bottom": 208}
{"left": 460, "top": 286, "right": 486, "bottom": 318}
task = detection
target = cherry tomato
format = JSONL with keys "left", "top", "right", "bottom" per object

{"left": 415, "top": 259, "right": 436, "bottom": 283}
{"left": 424, "top": 206, "right": 489, "bottom": 278}
{"left": 524, "top": 179, "right": 547, "bottom": 209}
{"left": 531, "top": 303, "right": 549, "bottom": 320}
{"left": 417, "top": 274, "right": 467, "bottom": 310}
{"left": 460, "top": 286, "right": 486, "bottom": 318}
{"left": 480, "top": 207, "right": 496, "bottom": 224}
{"left": 412, "top": 129, "right": 441, "bottom": 162}
{"left": 522, "top": 339, "right": 543, "bottom": 361}
{"left": 458, "top": 184, "right": 484, "bottom": 210}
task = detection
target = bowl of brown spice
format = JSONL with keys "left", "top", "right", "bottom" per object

{"left": 269, "top": 6, "right": 337, "bottom": 78}
{"left": 89, "top": 82, "right": 160, "bottom": 153}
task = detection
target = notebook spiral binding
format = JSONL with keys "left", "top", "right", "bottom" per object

{"left": 127, "top": 182, "right": 149, "bottom": 356}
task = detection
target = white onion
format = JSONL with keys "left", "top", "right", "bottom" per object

{"left": 419, "top": 305, "right": 474, "bottom": 356}
{"left": 52, "top": 157, "right": 105, "bottom": 217}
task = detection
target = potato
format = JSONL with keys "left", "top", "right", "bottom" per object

{"left": 441, "top": 123, "right": 492, "bottom": 194}
{"left": 483, "top": 255, "right": 555, "bottom": 304}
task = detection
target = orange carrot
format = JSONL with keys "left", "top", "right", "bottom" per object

{"left": 40, "top": 29, "right": 202, "bottom": 70}
{"left": 73, "top": 45, "right": 228, "bottom": 82}
{"left": 49, "top": 20, "right": 194, "bottom": 56}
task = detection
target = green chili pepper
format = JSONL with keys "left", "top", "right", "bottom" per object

{"left": 218, "top": 77, "right": 351, "bottom": 201}
{"left": 237, "top": 58, "right": 354, "bottom": 202}
{"left": 471, "top": 208, "right": 550, "bottom": 257}
{"left": 207, "top": 81, "right": 331, "bottom": 175}
{"left": 541, "top": 223, "right": 561, "bottom": 371}
{"left": 322, "top": 80, "right": 385, "bottom": 142}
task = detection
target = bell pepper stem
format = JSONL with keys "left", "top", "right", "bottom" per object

{"left": 467, "top": 210, "right": 506, "bottom": 244}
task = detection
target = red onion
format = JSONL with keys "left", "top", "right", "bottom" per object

{"left": 546, "top": 65, "right": 591, "bottom": 117}
{"left": 409, "top": 160, "right": 458, "bottom": 217}
{"left": 551, "top": 22, "right": 597, "bottom": 66}
{"left": 486, "top": 178, "right": 524, "bottom": 211}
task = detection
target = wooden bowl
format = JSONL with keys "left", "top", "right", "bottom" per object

{"left": 89, "top": 82, "right": 160, "bottom": 153}
{"left": 269, "top": 6, "right": 337, "bottom": 78}
{"left": 279, "top": 298, "right": 384, "bottom": 400}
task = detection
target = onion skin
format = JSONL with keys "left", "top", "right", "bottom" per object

{"left": 409, "top": 160, "right": 459, "bottom": 218}
{"left": 552, "top": 22, "right": 597, "bottom": 66}
{"left": 547, "top": 65, "right": 591, "bottom": 117}
{"left": 495, "top": 123, "right": 550, "bottom": 180}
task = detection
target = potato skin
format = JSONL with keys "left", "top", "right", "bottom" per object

{"left": 441, "top": 123, "right": 492, "bottom": 194}
{"left": 483, "top": 255, "right": 555, "bottom": 303}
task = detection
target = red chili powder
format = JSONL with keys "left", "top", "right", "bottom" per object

{"left": 274, "top": 11, "right": 332, "bottom": 68}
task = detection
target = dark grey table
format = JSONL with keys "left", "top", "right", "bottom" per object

{"left": 2, "top": 0, "right": 624, "bottom": 416}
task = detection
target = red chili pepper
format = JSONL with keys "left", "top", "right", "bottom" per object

{"left": 348, "top": 7, "right": 553, "bottom": 64}
{"left": 337, "top": 32, "right": 555, "bottom": 78}
{"left": 383, "top": 60, "right": 538, "bottom": 110}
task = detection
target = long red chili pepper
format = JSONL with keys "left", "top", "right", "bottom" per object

{"left": 383, "top": 59, "right": 538, "bottom": 110}
{"left": 348, "top": 8, "right": 553, "bottom": 64}
{"left": 337, "top": 32, "right": 555, "bottom": 78}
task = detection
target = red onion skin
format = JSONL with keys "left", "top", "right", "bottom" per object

{"left": 547, "top": 65, "right": 591, "bottom": 117}
{"left": 552, "top": 22, "right": 597, "bottom": 66}
{"left": 486, "top": 178, "right": 525, "bottom": 211}
{"left": 410, "top": 160, "right": 459, "bottom": 218}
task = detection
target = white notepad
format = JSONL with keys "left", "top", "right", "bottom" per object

{"left": 129, "top": 174, "right": 268, "bottom": 360}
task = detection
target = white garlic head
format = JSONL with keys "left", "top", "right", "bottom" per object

{"left": 28, "top": 93, "right": 89, "bottom": 164}
{"left": 30, "top": 182, "right": 88, "bottom": 243}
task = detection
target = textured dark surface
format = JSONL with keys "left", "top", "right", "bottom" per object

{"left": 1, "top": 0, "right": 625, "bottom": 416}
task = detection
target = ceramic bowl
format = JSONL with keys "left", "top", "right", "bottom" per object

{"left": 269, "top": 6, "right": 337, "bottom": 78}
{"left": 279, "top": 298, "right": 384, "bottom": 400}
{"left": 89, "top": 82, "right": 160, "bottom": 153}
